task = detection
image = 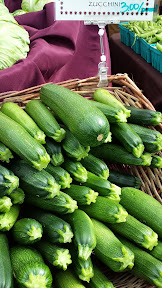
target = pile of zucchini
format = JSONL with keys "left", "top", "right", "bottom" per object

{"left": 0, "top": 83, "right": 161, "bottom": 288}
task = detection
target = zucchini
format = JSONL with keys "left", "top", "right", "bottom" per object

{"left": 92, "top": 219, "right": 134, "bottom": 272}
{"left": 0, "top": 205, "right": 20, "bottom": 231}
{"left": 37, "top": 240, "right": 72, "bottom": 270}
{"left": 25, "top": 99, "right": 66, "bottom": 142}
{"left": 11, "top": 246, "right": 53, "bottom": 288}
{"left": 91, "top": 143, "right": 152, "bottom": 166}
{"left": 12, "top": 159, "right": 60, "bottom": 199}
{"left": 29, "top": 208, "right": 74, "bottom": 244}
{"left": 82, "top": 171, "right": 121, "bottom": 201}
{"left": 108, "top": 214, "right": 158, "bottom": 251}
{"left": 89, "top": 99, "right": 128, "bottom": 123}
{"left": 62, "top": 157, "right": 88, "bottom": 183}
{"left": 64, "top": 184, "right": 98, "bottom": 205}
{"left": 81, "top": 196, "right": 128, "bottom": 224}
{"left": 150, "top": 241, "right": 162, "bottom": 261}
{"left": 0, "top": 233, "right": 14, "bottom": 288}
{"left": 40, "top": 84, "right": 110, "bottom": 147}
{"left": 151, "top": 155, "right": 162, "bottom": 168}
{"left": 62, "top": 127, "right": 90, "bottom": 161}
{"left": 81, "top": 153, "right": 109, "bottom": 180}
{"left": 45, "top": 163, "right": 72, "bottom": 189}
{"left": 0, "top": 141, "right": 13, "bottom": 163}
{"left": 88, "top": 263, "right": 115, "bottom": 288}
{"left": 1, "top": 101, "right": 46, "bottom": 144}
{"left": 108, "top": 169, "right": 141, "bottom": 189}
{"left": 93, "top": 89, "right": 131, "bottom": 117}
{"left": 25, "top": 191, "right": 78, "bottom": 214}
{"left": 10, "top": 187, "right": 25, "bottom": 205}
{"left": 13, "top": 218, "right": 43, "bottom": 245}
{"left": 128, "top": 123, "right": 162, "bottom": 153}
{"left": 44, "top": 137, "right": 64, "bottom": 166}
{"left": 65, "top": 209, "right": 96, "bottom": 260}
{"left": 111, "top": 123, "right": 144, "bottom": 158}
{"left": 70, "top": 248, "right": 94, "bottom": 282}
{"left": 119, "top": 236, "right": 162, "bottom": 287}
{"left": 0, "top": 112, "right": 50, "bottom": 171}
{"left": 0, "top": 164, "right": 19, "bottom": 197}
{"left": 125, "top": 105, "right": 162, "bottom": 126}
{"left": 120, "top": 187, "right": 162, "bottom": 239}
{"left": 55, "top": 269, "right": 86, "bottom": 287}
{"left": 0, "top": 196, "right": 12, "bottom": 213}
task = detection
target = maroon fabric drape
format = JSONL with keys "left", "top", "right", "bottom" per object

{"left": 0, "top": 2, "right": 111, "bottom": 93}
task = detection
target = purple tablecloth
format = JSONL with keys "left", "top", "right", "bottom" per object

{"left": 0, "top": 2, "right": 111, "bottom": 93}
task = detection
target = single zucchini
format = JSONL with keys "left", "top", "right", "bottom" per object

{"left": 89, "top": 99, "right": 129, "bottom": 123}
{"left": 150, "top": 241, "right": 162, "bottom": 261}
{"left": 120, "top": 187, "right": 162, "bottom": 239}
{"left": 0, "top": 196, "right": 12, "bottom": 213}
{"left": 125, "top": 105, "right": 162, "bottom": 126}
{"left": 0, "top": 141, "right": 13, "bottom": 163}
{"left": 64, "top": 209, "right": 96, "bottom": 260}
{"left": 45, "top": 163, "right": 72, "bottom": 189}
{"left": 93, "top": 89, "right": 131, "bottom": 117}
{"left": 0, "top": 233, "right": 14, "bottom": 288}
{"left": 55, "top": 269, "right": 86, "bottom": 287}
{"left": 128, "top": 123, "right": 162, "bottom": 153}
{"left": 62, "top": 127, "right": 90, "bottom": 161}
{"left": 0, "top": 205, "right": 20, "bottom": 231}
{"left": 70, "top": 248, "right": 94, "bottom": 283}
{"left": 88, "top": 263, "right": 115, "bottom": 288}
{"left": 37, "top": 240, "right": 72, "bottom": 270}
{"left": 0, "top": 112, "right": 50, "bottom": 171}
{"left": 12, "top": 159, "right": 60, "bottom": 199}
{"left": 44, "top": 137, "right": 64, "bottom": 166}
{"left": 91, "top": 143, "right": 152, "bottom": 166}
{"left": 28, "top": 208, "right": 74, "bottom": 244}
{"left": 40, "top": 84, "right": 110, "bottom": 147}
{"left": 111, "top": 123, "right": 144, "bottom": 158}
{"left": 10, "top": 187, "right": 25, "bottom": 205}
{"left": 64, "top": 184, "right": 98, "bottom": 205}
{"left": 81, "top": 153, "right": 109, "bottom": 180}
{"left": 11, "top": 246, "right": 53, "bottom": 288}
{"left": 13, "top": 218, "right": 43, "bottom": 245}
{"left": 92, "top": 219, "right": 134, "bottom": 272}
{"left": 62, "top": 157, "right": 88, "bottom": 183}
{"left": 81, "top": 196, "right": 128, "bottom": 224}
{"left": 0, "top": 164, "right": 19, "bottom": 197}
{"left": 119, "top": 236, "right": 162, "bottom": 287}
{"left": 1, "top": 102, "right": 46, "bottom": 144}
{"left": 151, "top": 155, "right": 162, "bottom": 169}
{"left": 25, "top": 191, "right": 78, "bottom": 214}
{"left": 25, "top": 99, "right": 66, "bottom": 142}
{"left": 82, "top": 171, "right": 121, "bottom": 201}
{"left": 108, "top": 169, "right": 141, "bottom": 189}
{"left": 108, "top": 214, "right": 158, "bottom": 251}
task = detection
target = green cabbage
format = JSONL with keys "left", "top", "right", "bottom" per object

{"left": 21, "top": 0, "right": 53, "bottom": 12}
{"left": 0, "top": 7, "right": 30, "bottom": 70}
{"left": 0, "top": 0, "right": 4, "bottom": 4}
{"left": 0, "top": 4, "right": 17, "bottom": 23}
{"left": 12, "top": 9, "right": 27, "bottom": 17}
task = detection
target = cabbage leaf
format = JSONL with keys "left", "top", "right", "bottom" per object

{"left": 12, "top": 10, "right": 27, "bottom": 17}
{"left": 21, "top": 0, "right": 53, "bottom": 12}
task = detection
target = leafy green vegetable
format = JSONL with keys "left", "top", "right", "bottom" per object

{"left": 21, "top": 0, "right": 53, "bottom": 12}
{"left": 12, "top": 10, "right": 27, "bottom": 17}
{"left": 0, "top": 4, "right": 17, "bottom": 23}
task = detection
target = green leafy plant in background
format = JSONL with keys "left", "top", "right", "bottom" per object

{"left": 0, "top": 3, "right": 30, "bottom": 70}
{"left": 21, "top": 0, "right": 53, "bottom": 13}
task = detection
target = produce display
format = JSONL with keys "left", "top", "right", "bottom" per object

{"left": 0, "top": 4, "right": 30, "bottom": 70}
{"left": 0, "top": 83, "right": 161, "bottom": 288}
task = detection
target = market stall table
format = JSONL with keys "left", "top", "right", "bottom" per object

{"left": 0, "top": 2, "right": 111, "bottom": 93}
{"left": 109, "top": 32, "right": 162, "bottom": 111}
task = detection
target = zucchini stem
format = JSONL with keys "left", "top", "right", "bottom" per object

{"left": 57, "top": 225, "right": 74, "bottom": 243}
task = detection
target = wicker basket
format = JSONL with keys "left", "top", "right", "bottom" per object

{"left": 0, "top": 73, "right": 161, "bottom": 288}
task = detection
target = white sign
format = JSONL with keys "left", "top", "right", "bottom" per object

{"left": 55, "top": 0, "right": 155, "bottom": 22}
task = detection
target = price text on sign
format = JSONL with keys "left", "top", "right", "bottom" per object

{"left": 55, "top": 0, "right": 155, "bottom": 21}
